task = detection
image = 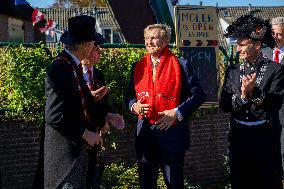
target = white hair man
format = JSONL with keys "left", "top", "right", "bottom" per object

{"left": 125, "top": 24, "right": 206, "bottom": 189}
{"left": 262, "top": 17, "right": 284, "bottom": 64}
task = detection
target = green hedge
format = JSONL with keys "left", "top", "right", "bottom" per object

{"left": 97, "top": 48, "right": 146, "bottom": 115}
{"left": 101, "top": 163, "right": 167, "bottom": 189}
{"left": 0, "top": 44, "right": 53, "bottom": 125}
{"left": 101, "top": 163, "right": 230, "bottom": 189}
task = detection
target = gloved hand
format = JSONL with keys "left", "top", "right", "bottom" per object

{"left": 107, "top": 113, "right": 125, "bottom": 130}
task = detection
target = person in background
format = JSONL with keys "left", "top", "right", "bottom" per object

{"left": 262, "top": 17, "right": 284, "bottom": 64}
{"left": 81, "top": 43, "right": 124, "bottom": 189}
{"left": 125, "top": 23, "right": 206, "bottom": 189}
{"left": 44, "top": 15, "right": 105, "bottom": 189}
{"left": 220, "top": 13, "right": 284, "bottom": 189}
{"left": 262, "top": 17, "right": 284, "bottom": 170}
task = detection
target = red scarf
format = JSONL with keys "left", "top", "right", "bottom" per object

{"left": 134, "top": 47, "right": 181, "bottom": 124}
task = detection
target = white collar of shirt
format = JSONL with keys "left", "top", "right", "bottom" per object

{"left": 151, "top": 55, "right": 160, "bottom": 63}
{"left": 83, "top": 66, "right": 93, "bottom": 74}
{"left": 274, "top": 46, "right": 284, "bottom": 53}
{"left": 64, "top": 48, "right": 81, "bottom": 66}
{"left": 273, "top": 46, "right": 284, "bottom": 62}
{"left": 82, "top": 66, "right": 93, "bottom": 83}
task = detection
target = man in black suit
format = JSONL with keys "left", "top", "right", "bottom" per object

{"left": 44, "top": 15, "right": 105, "bottom": 189}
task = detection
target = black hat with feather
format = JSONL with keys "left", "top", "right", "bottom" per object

{"left": 224, "top": 13, "right": 275, "bottom": 48}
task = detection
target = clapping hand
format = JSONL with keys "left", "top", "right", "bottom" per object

{"left": 241, "top": 73, "right": 257, "bottom": 99}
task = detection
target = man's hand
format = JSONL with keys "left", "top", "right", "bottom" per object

{"left": 91, "top": 86, "right": 109, "bottom": 102}
{"left": 241, "top": 72, "right": 257, "bottom": 99}
{"left": 155, "top": 109, "right": 177, "bottom": 130}
{"left": 107, "top": 113, "right": 125, "bottom": 129}
{"left": 82, "top": 129, "right": 101, "bottom": 146}
{"left": 132, "top": 100, "right": 151, "bottom": 117}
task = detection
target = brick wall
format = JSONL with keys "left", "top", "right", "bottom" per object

{"left": 24, "top": 21, "right": 35, "bottom": 43}
{"left": 0, "top": 14, "right": 9, "bottom": 42}
{"left": 185, "top": 109, "right": 229, "bottom": 183}
{"left": 104, "top": 108, "right": 230, "bottom": 184}
{"left": 0, "top": 120, "right": 40, "bottom": 189}
{"left": 0, "top": 14, "right": 36, "bottom": 43}
{"left": 0, "top": 109, "right": 230, "bottom": 188}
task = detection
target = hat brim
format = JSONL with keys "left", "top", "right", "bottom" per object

{"left": 60, "top": 31, "right": 105, "bottom": 45}
{"left": 94, "top": 33, "right": 105, "bottom": 45}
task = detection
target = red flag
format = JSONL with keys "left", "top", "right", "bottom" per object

{"left": 46, "top": 20, "right": 56, "bottom": 30}
{"left": 39, "top": 20, "right": 57, "bottom": 33}
{"left": 32, "top": 9, "right": 45, "bottom": 25}
{"left": 38, "top": 27, "right": 47, "bottom": 33}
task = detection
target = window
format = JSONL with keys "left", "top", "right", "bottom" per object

{"left": 113, "top": 31, "right": 122, "bottom": 43}
{"left": 223, "top": 10, "right": 231, "bottom": 17}
{"left": 102, "top": 28, "right": 112, "bottom": 43}
{"left": 101, "top": 28, "right": 123, "bottom": 43}
{"left": 8, "top": 17, "right": 24, "bottom": 42}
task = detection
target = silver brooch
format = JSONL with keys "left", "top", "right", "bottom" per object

{"left": 250, "top": 26, "right": 267, "bottom": 39}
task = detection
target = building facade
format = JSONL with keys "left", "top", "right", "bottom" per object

{"left": 0, "top": 1, "right": 43, "bottom": 43}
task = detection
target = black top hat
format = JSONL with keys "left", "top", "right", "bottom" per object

{"left": 60, "top": 15, "right": 105, "bottom": 45}
{"left": 224, "top": 13, "right": 276, "bottom": 48}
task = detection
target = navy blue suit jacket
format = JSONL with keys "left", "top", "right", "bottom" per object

{"left": 91, "top": 67, "right": 111, "bottom": 126}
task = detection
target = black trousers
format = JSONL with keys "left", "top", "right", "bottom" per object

{"left": 229, "top": 121, "right": 282, "bottom": 189}
{"left": 86, "top": 147, "right": 103, "bottom": 189}
{"left": 135, "top": 121, "right": 185, "bottom": 189}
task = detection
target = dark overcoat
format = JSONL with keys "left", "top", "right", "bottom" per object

{"left": 44, "top": 50, "right": 102, "bottom": 189}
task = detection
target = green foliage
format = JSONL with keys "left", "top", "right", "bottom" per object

{"left": 0, "top": 45, "right": 53, "bottom": 125}
{"left": 101, "top": 163, "right": 166, "bottom": 189}
{"left": 102, "top": 163, "right": 230, "bottom": 189}
{"left": 97, "top": 48, "right": 146, "bottom": 116}
{"left": 217, "top": 49, "right": 226, "bottom": 87}
{"left": 101, "top": 163, "right": 128, "bottom": 188}
{"left": 218, "top": 46, "right": 240, "bottom": 88}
